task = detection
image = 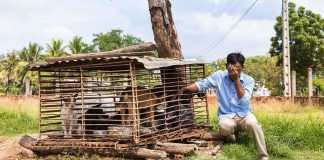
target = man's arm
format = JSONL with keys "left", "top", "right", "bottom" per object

{"left": 229, "top": 65, "right": 245, "bottom": 99}
{"left": 182, "top": 71, "right": 219, "bottom": 94}
{"left": 233, "top": 79, "right": 245, "bottom": 99}
{"left": 182, "top": 83, "right": 199, "bottom": 93}
{"left": 229, "top": 64, "right": 254, "bottom": 105}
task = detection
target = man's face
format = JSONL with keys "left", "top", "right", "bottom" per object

{"left": 227, "top": 62, "right": 243, "bottom": 75}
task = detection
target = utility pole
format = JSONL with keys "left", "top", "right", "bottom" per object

{"left": 308, "top": 68, "right": 313, "bottom": 104}
{"left": 282, "top": 0, "right": 291, "bottom": 98}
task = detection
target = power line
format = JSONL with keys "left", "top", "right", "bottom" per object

{"left": 192, "top": 0, "right": 259, "bottom": 59}
{"left": 184, "top": 0, "right": 242, "bottom": 45}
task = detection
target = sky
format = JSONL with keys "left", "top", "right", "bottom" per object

{"left": 0, "top": 0, "right": 323, "bottom": 61}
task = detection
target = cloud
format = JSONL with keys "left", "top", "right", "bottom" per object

{"left": 208, "top": 0, "right": 222, "bottom": 5}
{"left": 41, "top": 26, "right": 74, "bottom": 41}
{"left": 178, "top": 11, "right": 275, "bottom": 60}
{"left": 291, "top": 0, "right": 324, "bottom": 15}
{"left": 0, "top": 0, "right": 323, "bottom": 61}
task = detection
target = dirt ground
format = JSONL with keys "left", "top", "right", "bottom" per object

{"left": 0, "top": 135, "right": 36, "bottom": 160}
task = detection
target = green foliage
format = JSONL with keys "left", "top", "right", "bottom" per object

{"left": 57, "top": 152, "right": 101, "bottom": 160}
{"left": 269, "top": 2, "right": 324, "bottom": 95}
{"left": 20, "top": 42, "right": 44, "bottom": 63}
{"left": 205, "top": 59, "right": 226, "bottom": 76}
{"left": 313, "top": 77, "right": 324, "bottom": 95}
{"left": 0, "top": 51, "right": 20, "bottom": 95}
{"left": 46, "top": 39, "right": 68, "bottom": 57}
{"left": 0, "top": 109, "right": 38, "bottom": 137}
{"left": 17, "top": 42, "right": 44, "bottom": 88}
{"left": 93, "top": 29, "right": 144, "bottom": 52}
{"left": 0, "top": 29, "right": 144, "bottom": 95}
{"left": 244, "top": 56, "right": 282, "bottom": 96}
{"left": 68, "top": 36, "right": 96, "bottom": 54}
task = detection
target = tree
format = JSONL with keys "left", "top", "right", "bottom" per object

{"left": 269, "top": 2, "right": 324, "bottom": 78}
{"left": 205, "top": 59, "right": 226, "bottom": 76}
{"left": 92, "top": 29, "right": 143, "bottom": 52}
{"left": 68, "top": 36, "right": 83, "bottom": 54}
{"left": 68, "top": 36, "right": 96, "bottom": 54}
{"left": 244, "top": 56, "right": 282, "bottom": 96}
{"left": 46, "top": 39, "right": 68, "bottom": 57}
{"left": 0, "top": 51, "right": 20, "bottom": 95}
{"left": 17, "top": 42, "right": 44, "bottom": 88}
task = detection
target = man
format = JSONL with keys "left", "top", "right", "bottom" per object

{"left": 181, "top": 52, "right": 268, "bottom": 160}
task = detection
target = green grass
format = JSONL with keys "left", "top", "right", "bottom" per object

{"left": 55, "top": 152, "right": 101, "bottom": 160}
{"left": 1, "top": 97, "right": 323, "bottom": 159}
{"left": 189, "top": 101, "right": 324, "bottom": 160}
{"left": 0, "top": 97, "right": 38, "bottom": 137}
{"left": 0, "top": 109, "right": 38, "bottom": 137}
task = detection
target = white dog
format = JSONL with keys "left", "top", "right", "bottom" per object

{"left": 61, "top": 94, "right": 78, "bottom": 138}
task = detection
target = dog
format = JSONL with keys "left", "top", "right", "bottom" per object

{"left": 77, "top": 104, "right": 109, "bottom": 135}
{"left": 61, "top": 94, "right": 78, "bottom": 138}
{"left": 119, "top": 86, "right": 166, "bottom": 130}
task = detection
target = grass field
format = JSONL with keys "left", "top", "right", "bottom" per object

{"left": 191, "top": 100, "right": 324, "bottom": 160}
{"left": 0, "top": 97, "right": 38, "bottom": 138}
{"left": 0, "top": 97, "right": 323, "bottom": 159}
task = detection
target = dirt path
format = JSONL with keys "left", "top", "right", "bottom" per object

{"left": 0, "top": 135, "right": 36, "bottom": 160}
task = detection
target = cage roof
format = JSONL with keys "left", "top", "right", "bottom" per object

{"left": 29, "top": 42, "right": 204, "bottom": 71}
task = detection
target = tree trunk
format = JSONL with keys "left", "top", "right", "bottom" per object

{"left": 5, "top": 73, "right": 11, "bottom": 96}
{"left": 148, "top": 0, "right": 183, "bottom": 59}
{"left": 17, "top": 65, "right": 29, "bottom": 88}
{"left": 25, "top": 76, "right": 31, "bottom": 96}
{"left": 148, "top": 0, "right": 186, "bottom": 83}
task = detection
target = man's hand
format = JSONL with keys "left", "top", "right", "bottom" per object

{"left": 228, "top": 64, "right": 239, "bottom": 81}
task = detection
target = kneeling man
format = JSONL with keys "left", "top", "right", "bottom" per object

{"left": 182, "top": 52, "right": 268, "bottom": 160}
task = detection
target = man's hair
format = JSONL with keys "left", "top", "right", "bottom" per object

{"left": 226, "top": 52, "right": 245, "bottom": 67}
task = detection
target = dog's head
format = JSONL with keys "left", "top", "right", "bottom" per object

{"left": 63, "top": 93, "right": 78, "bottom": 107}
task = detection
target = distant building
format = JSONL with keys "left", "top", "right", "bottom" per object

{"left": 253, "top": 84, "right": 271, "bottom": 97}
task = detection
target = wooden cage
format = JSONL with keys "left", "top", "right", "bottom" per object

{"left": 30, "top": 50, "right": 210, "bottom": 149}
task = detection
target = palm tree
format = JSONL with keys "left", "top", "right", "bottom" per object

{"left": 68, "top": 36, "right": 83, "bottom": 54}
{"left": 17, "top": 42, "right": 44, "bottom": 87}
{"left": 46, "top": 39, "right": 67, "bottom": 57}
{"left": 0, "top": 51, "right": 20, "bottom": 95}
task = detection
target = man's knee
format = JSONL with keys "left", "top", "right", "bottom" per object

{"left": 218, "top": 118, "right": 236, "bottom": 136}
{"left": 245, "top": 118, "right": 262, "bottom": 133}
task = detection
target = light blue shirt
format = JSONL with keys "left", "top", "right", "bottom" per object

{"left": 195, "top": 70, "right": 254, "bottom": 120}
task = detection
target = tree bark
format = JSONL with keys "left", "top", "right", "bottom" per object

{"left": 148, "top": 0, "right": 183, "bottom": 59}
{"left": 148, "top": 0, "right": 186, "bottom": 83}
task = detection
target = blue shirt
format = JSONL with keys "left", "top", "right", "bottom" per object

{"left": 195, "top": 70, "right": 254, "bottom": 119}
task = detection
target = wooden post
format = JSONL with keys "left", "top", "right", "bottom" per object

{"left": 291, "top": 71, "right": 296, "bottom": 102}
{"left": 308, "top": 68, "right": 313, "bottom": 104}
{"left": 25, "top": 76, "right": 31, "bottom": 97}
